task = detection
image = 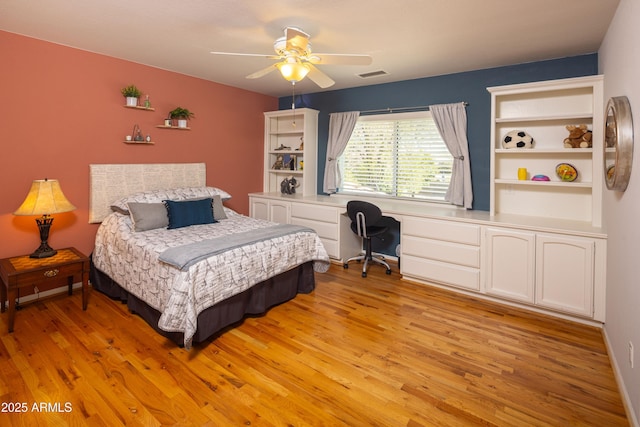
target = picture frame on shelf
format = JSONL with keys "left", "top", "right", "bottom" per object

{"left": 282, "top": 154, "right": 296, "bottom": 170}
{"left": 272, "top": 154, "right": 284, "bottom": 170}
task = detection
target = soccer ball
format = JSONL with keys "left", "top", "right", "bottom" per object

{"left": 502, "top": 130, "right": 534, "bottom": 149}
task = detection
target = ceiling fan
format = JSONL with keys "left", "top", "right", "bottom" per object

{"left": 211, "top": 27, "right": 372, "bottom": 88}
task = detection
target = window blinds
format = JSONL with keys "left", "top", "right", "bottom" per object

{"left": 339, "top": 112, "right": 453, "bottom": 201}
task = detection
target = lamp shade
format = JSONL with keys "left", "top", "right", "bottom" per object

{"left": 277, "top": 61, "right": 310, "bottom": 83}
{"left": 14, "top": 179, "right": 76, "bottom": 216}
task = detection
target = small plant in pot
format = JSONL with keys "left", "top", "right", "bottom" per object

{"left": 169, "top": 107, "right": 195, "bottom": 128}
{"left": 121, "top": 84, "right": 141, "bottom": 107}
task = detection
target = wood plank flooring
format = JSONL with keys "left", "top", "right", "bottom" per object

{"left": 0, "top": 263, "right": 628, "bottom": 426}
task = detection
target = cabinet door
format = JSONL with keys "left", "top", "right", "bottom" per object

{"left": 535, "top": 234, "right": 594, "bottom": 317}
{"left": 269, "top": 200, "right": 290, "bottom": 224}
{"left": 250, "top": 197, "right": 269, "bottom": 220}
{"left": 485, "top": 228, "right": 535, "bottom": 303}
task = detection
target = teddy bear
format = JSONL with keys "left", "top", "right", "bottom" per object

{"left": 605, "top": 122, "right": 616, "bottom": 147}
{"left": 563, "top": 124, "right": 593, "bottom": 148}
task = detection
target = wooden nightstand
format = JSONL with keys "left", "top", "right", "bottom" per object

{"left": 0, "top": 247, "right": 89, "bottom": 332}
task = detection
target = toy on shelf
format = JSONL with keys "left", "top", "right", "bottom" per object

{"left": 556, "top": 163, "right": 578, "bottom": 182}
{"left": 531, "top": 174, "right": 550, "bottom": 181}
{"left": 502, "top": 130, "right": 534, "bottom": 149}
{"left": 563, "top": 124, "right": 592, "bottom": 148}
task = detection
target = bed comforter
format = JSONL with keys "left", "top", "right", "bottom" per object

{"left": 92, "top": 209, "right": 330, "bottom": 348}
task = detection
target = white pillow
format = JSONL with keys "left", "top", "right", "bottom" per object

{"left": 111, "top": 187, "right": 231, "bottom": 214}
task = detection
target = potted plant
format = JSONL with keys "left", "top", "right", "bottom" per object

{"left": 169, "top": 107, "right": 195, "bottom": 128}
{"left": 121, "top": 84, "right": 141, "bottom": 107}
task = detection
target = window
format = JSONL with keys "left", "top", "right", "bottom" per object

{"left": 338, "top": 111, "right": 452, "bottom": 201}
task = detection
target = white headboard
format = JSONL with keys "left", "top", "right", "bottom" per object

{"left": 89, "top": 163, "right": 206, "bottom": 223}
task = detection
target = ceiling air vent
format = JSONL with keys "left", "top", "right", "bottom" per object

{"left": 357, "top": 70, "right": 388, "bottom": 79}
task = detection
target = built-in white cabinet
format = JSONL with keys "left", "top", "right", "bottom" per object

{"left": 249, "top": 194, "right": 360, "bottom": 262}
{"left": 484, "top": 227, "right": 603, "bottom": 319}
{"left": 290, "top": 202, "right": 360, "bottom": 261}
{"left": 249, "top": 197, "right": 290, "bottom": 223}
{"left": 249, "top": 139, "right": 608, "bottom": 324}
{"left": 263, "top": 108, "right": 318, "bottom": 196}
{"left": 488, "top": 75, "right": 604, "bottom": 227}
{"left": 485, "top": 228, "right": 536, "bottom": 303}
{"left": 401, "top": 217, "right": 481, "bottom": 291}
{"left": 535, "top": 233, "right": 595, "bottom": 317}
{"left": 249, "top": 197, "right": 269, "bottom": 220}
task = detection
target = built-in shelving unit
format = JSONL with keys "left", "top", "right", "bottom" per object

{"left": 488, "top": 75, "right": 604, "bottom": 227}
{"left": 263, "top": 108, "right": 318, "bottom": 196}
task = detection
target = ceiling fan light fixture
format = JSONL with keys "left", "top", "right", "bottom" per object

{"left": 277, "top": 61, "right": 310, "bottom": 83}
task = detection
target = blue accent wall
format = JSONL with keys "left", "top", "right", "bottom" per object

{"left": 279, "top": 54, "right": 598, "bottom": 212}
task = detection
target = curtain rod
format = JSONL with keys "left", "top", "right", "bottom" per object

{"left": 358, "top": 102, "right": 468, "bottom": 115}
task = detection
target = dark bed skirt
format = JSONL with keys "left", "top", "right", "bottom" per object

{"left": 89, "top": 256, "right": 316, "bottom": 346}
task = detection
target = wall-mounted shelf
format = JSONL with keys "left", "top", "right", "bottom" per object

{"left": 123, "top": 105, "right": 155, "bottom": 111}
{"left": 155, "top": 125, "right": 191, "bottom": 130}
{"left": 123, "top": 140, "right": 154, "bottom": 145}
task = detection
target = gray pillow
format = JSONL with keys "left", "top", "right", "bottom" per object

{"left": 127, "top": 202, "right": 169, "bottom": 231}
{"left": 211, "top": 194, "right": 227, "bottom": 220}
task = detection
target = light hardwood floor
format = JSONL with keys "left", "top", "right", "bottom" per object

{"left": 0, "top": 263, "right": 629, "bottom": 426}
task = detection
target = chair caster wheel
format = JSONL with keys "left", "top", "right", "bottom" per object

{"left": 386, "top": 269, "right": 392, "bottom": 275}
{"left": 362, "top": 272, "right": 367, "bottom": 278}
{"left": 343, "top": 263, "right": 349, "bottom": 269}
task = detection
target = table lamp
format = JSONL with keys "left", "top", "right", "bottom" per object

{"left": 13, "top": 178, "right": 76, "bottom": 258}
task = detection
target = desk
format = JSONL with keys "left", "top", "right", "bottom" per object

{"left": 0, "top": 247, "right": 89, "bottom": 332}
{"left": 249, "top": 192, "right": 607, "bottom": 324}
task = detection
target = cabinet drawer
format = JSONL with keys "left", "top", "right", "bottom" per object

{"left": 402, "top": 254, "right": 480, "bottom": 291}
{"left": 291, "top": 203, "right": 339, "bottom": 224}
{"left": 11, "top": 263, "right": 82, "bottom": 288}
{"left": 402, "top": 235, "right": 480, "bottom": 268}
{"left": 290, "top": 217, "right": 338, "bottom": 240}
{"left": 319, "top": 238, "right": 339, "bottom": 259}
{"left": 403, "top": 217, "right": 480, "bottom": 245}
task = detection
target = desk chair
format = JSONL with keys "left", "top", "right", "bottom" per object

{"left": 343, "top": 200, "right": 392, "bottom": 277}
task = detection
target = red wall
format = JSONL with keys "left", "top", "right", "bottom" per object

{"left": 0, "top": 31, "right": 277, "bottom": 259}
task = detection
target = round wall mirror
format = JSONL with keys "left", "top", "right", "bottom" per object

{"left": 604, "top": 96, "right": 634, "bottom": 191}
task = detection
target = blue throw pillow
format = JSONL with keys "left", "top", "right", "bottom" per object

{"left": 164, "top": 198, "right": 216, "bottom": 229}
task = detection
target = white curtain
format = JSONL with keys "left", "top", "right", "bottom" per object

{"left": 429, "top": 103, "right": 473, "bottom": 209}
{"left": 323, "top": 111, "right": 360, "bottom": 194}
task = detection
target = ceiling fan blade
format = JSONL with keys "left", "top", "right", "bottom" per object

{"left": 285, "top": 27, "right": 310, "bottom": 52}
{"left": 306, "top": 63, "right": 335, "bottom": 88}
{"left": 309, "top": 53, "right": 372, "bottom": 66}
{"left": 246, "top": 64, "right": 278, "bottom": 79}
{"left": 211, "top": 51, "right": 278, "bottom": 59}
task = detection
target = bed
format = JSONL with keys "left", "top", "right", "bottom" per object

{"left": 89, "top": 163, "right": 330, "bottom": 349}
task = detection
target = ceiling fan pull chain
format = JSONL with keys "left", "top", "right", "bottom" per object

{"left": 291, "top": 82, "right": 296, "bottom": 127}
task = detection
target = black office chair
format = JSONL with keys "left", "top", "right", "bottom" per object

{"left": 343, "top": 200, "right": 392, "bottom": 277}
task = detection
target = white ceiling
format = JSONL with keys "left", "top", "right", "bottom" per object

{"left": 0, "top": 0, "right": 619, "bottom": 98}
